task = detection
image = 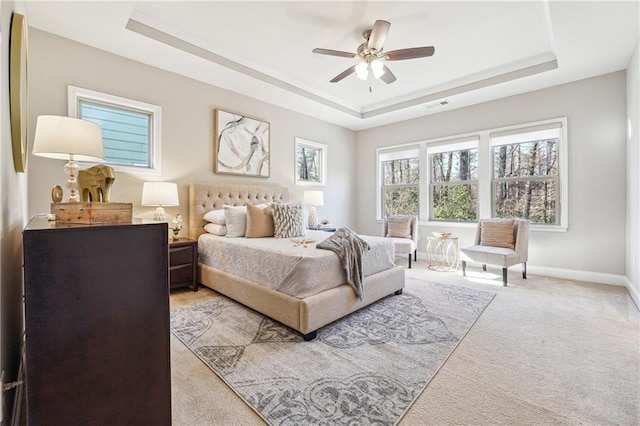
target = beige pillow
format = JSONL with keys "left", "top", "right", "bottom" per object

{"left": 245, "top": 203, "right": 274, "bottom": 238}
{"left": 480, "top": 219, "right": 515, "bottom": 249}
{"left": 386, "top": 216, "right": 412, "bottom": 238}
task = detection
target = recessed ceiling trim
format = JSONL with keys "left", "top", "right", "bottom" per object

{"left": 361, "top": 58, "right": 558, "bottom": 119}
{"left": 125, "top": 15, "right": 362, "bottom": 118}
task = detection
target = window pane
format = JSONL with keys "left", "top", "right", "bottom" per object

{"left": 384, "top": 186, "right": 418, "bottom": 217}
{"left": 493, "top": 140, "right": 558, "bottom": 178}
{"left": 297, "top": 146, "right": 321, "bottom": 182}
{"left": 382, "top": 158, "right": 419, "bottom": 185}
{"left": 431, "top": 184, "right": 478, "bottom": 221}
{"left": 430, "top": 148, "right": 478, "bottom": 182}
{"left": 80, "top": 101, "right": 151, "bottom": 167}
{"left": 494, "top": 179, "right": 557, "bottom": 224}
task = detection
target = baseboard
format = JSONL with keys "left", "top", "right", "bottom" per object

{"left": 623, "top": 276, "right": 640, "bottom": 311}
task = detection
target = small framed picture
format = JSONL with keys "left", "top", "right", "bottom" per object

{"left": 214, "top": 109, "right": 270, "bottom": 177}
{"left": 295, "top": 138, "right": 327, "bottom": 186}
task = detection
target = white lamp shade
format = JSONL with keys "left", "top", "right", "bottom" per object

{"left": 141, "top": 182, "right": 179, "bottom": 207}
{"left": 32, "top": 115, "right": 104, "bottom": 161}
{"left": 303, "top": 190, "right": 324, "bottom": 207}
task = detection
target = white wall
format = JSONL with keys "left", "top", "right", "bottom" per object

{"left": 626, "top": 41, "right": 639, "bottom": 306}
{"left": 27, "top": 29, "right": 356, "bottom": 230}
{"left": 0, "top": 1, "right": 29, "bottom": 423}
{"left": 355, "top": 72, "right": 628, "bottom": 281}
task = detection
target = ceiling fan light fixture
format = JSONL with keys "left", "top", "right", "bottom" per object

{"left": 355, "top": 61, "right": 369, "bottom": 80}
{"left": 370, "top": 59, "right": 385, "bottom": 79}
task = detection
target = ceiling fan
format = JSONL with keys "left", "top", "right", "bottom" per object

{"left": 312, "top": 20, "right": 435, "bottom": 90}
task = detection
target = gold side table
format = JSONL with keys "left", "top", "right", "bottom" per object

{"left": 426, "top": 235, "right": 459, "bottom": 271}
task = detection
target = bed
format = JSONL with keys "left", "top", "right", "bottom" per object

{"left": 189, "top": 182, "right": 405, "bottom": 340}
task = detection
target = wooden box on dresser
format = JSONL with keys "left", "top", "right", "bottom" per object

{"left": 22, "top": 217, "right": 171, "bottom": 426}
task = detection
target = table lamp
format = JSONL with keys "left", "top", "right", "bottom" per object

{"left": 141, "top": 182, "right": 179, "bottom": 221}
{"left": 32, "top": 115, "right": 104, "bottom": 202}
{"left": 303, "top": 190, "right": 324, "bottom": 230}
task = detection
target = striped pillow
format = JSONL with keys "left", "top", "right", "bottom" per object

{"left": 272, "top": 202, "right": 305, "bottom": 238}
{"left": 480, "top": 219, "right": 515, "bottom": 249}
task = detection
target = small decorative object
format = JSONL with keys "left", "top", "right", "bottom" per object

{"left": 10, "top": 12, "right": 28, "bottom": 173}
{"left": 141, "top": 182, "right": 179, "bottom": 221}
{"left": 433, "top": 232, "right": 452, "bottom": 238}
{"left": 78, "top": 165, "right": 115, "bottom": 202}
{"left": 214, "top": 109, "right": 269, "bottom": 177}
{"left": 51, "top": 185, "right": 63, "bottom": 203}
{"left": 32, "top": 116, "right": 104, "bottom": 202}
{"left": 171, "top": 214, "right": 183, "bottom": 240}
{"left": 295, "top": 138, "right": 327, "bottom": 186}
{"left": 303, "top": 190, "right": 324, "bottom": 230}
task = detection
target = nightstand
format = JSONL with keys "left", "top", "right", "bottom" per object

{"left": 169, "top": 239, "right": 198, "bottom": 291}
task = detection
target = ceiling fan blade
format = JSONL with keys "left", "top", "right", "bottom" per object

{"left": 367, "top": 20, "right": 390, "bottom": 52}
{"left": 381, "top": 65, "right": 397, "bottom": 84}
{"left": 312, "top": 48, "right": 357, "bottom": 58}
{"left": 385, "top": 46, "right": 435, "bottom": 61}
{"left": 330, "top": 65, "right": 357, "bottom": 83}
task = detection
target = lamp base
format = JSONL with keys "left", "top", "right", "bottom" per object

{"left": 153, "top": 207, "right": 167, "bottom": 222}
{"left": 308, "top": 206, "right": 318, "bottom": 230}
{"left": 63, "top": 157, "right": 80, "bottom": 202}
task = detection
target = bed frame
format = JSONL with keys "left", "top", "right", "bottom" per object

{"left": 189, "top": 182, "right": 405, "bottom": 340}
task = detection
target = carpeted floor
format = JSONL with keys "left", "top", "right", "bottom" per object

{"left": 170, "top": 263, "right": 640, "bottom": 425}
{"left": 170, "top": 279, "right": 495, "bottom": 425}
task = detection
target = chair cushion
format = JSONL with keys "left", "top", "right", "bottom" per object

{"left": 386, "top": 216, "right": 412, "bottom": 238}
{"left": 387, "top": 237, "right": 417, "bottom": 255}
{"left": 461, "top": 245, "right": 520, "bottom": 268}
{"left": 480, "top": 219, "right": 515, "bottom": 250}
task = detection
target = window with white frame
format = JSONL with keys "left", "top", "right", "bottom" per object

{"left": 378, "top": 146, "right": 419, "bottom": 218}
{"left": 427, "top": 138, "right": 479, "bottom": 222}
{"left": 68, "top": 86, "right": 162, "bottom": 171}
{"left": 375, "top": 118, "right": 567, "bottom": 230}
{"left": 490, "top": 123, "right": 563, "bottom": 225}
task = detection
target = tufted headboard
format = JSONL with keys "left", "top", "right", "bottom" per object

{"left": 189, "top": 183, "right": 290, "bottom": 239}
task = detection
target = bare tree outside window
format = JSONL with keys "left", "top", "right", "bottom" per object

{"left": 381, "top": 157, "right": 419, "bottom": 217}
{"left": 429, "top": 148, "right": 478, "bottom": 221}
{"left": 295, "top": 138, "right": 326, "bottom": 185}
{"left": 492, "top": 139, "right": 559, "bottom": 224}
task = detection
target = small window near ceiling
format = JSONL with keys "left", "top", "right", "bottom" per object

{"left": 378, "top": 147, "right": 419, "bottom": 218}
{"left": 68, "top": 85, "right": 162, "bottom": 172}
{"left": 490, "top": 123, "right": 562, "bottom": 225}
{"left": 428, "top": 139, "right": 479, "bottom": 222}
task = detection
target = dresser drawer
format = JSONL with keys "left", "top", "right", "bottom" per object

{"left": 170, "top": 245, "right": 194, "bottom": 266}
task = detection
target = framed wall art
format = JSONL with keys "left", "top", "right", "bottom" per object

{"left": 295, "top": 137, "right": 327, "bottom": 186}
{"left": 214, "top": 109, "right": 270, "bottom": 177}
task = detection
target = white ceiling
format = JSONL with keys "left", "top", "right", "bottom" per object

{"left": 24, "top": 1, "right": 639, "bottom": 131}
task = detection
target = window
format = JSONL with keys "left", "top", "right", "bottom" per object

{"left": 68, "top": 86, "right": 161, "bottom": 172}
{"left": 428, "top": 139, "right": 478, "bottom": 222}
{"left": 295, "top": 138, "right": 327, "bottom": 186}
{"left": 491, "top": 124, "right": 562, "bottom": 225}
{"left": 378, "top": 147, "right": 419, "bottom": 217}
{"left": 375, "top": 118, "right": 567, "bottom": 230}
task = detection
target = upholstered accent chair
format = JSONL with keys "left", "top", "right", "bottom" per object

{"left": 383, "top": 215, "right": 418, "bottom": 268}
{"left": 460, "top": 218, "right": 529, "bottom": 286}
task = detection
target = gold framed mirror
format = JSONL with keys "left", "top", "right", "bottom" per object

{"left": 10, "top": 12, "right": 28, "bottom": 173}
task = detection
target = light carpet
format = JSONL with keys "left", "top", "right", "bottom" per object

{"left": 170, "top": 278, "right": 495, "bottom": 425}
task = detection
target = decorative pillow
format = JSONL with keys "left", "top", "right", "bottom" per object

{"left": 480, "top": 219, "right": 515, "bottom": 249}
{"left": 224, "top": 206, "right": 248, "bottom": 237}
{"left": 272, "top": 202, "right": 305, "bottom": 238}
{"left": 204, "top": 223, "right": 227, "bottom": 236}
{"left": 245, "top": 203, "right": 274, "bottom": 238}
{"left": 203, "top": 209, "right": 226, "bottom": 225}
{"left": 386, "top": 216, "right": 412, "bottom": 239}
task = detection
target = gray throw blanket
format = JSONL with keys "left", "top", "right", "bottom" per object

{"left": 316, "top": 227, "right": 370, "bottom": 300}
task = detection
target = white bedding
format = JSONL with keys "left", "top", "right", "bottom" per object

{"left": 198, "top": 230, "right": 395, "bottom": 299}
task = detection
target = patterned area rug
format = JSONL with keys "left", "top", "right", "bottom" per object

{"left": 170, "top": 278, "right": 495, "bottom": 425}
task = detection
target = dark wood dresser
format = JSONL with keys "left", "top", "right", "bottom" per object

{"left": 22, "top": 217, "right": 171, "bottom": 426}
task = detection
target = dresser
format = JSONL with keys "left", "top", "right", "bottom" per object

{"left": 22, "top": 217, "right": 171, "bottom": 425}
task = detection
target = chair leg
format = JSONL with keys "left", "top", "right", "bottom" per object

{"left": 461, "top": 260, "right": 466, "bottom": 276}
{"left": 414, "top": 250, "right": 417, "bottom": 261}
{"left": 523, "top": 262, "right": 527, "bottom": 279}
{"left": 408, "top": 253, "right": 412, "bottom": 269}
{"left": 502, "top": 268, "right": 508, "bottom": 286}
{"left": 482, "top": 264, "right": 487, "bottom": 272}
